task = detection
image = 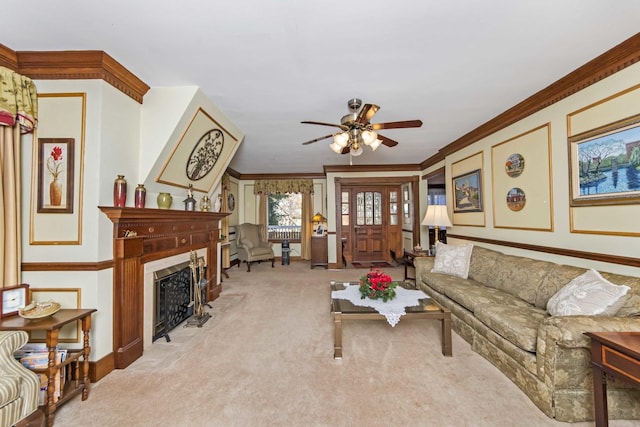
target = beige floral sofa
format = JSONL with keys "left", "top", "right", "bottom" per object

{"left": 0, "top": 331, "right": 40, "bottom": 427}
{"left": 414, "top": 244, "right": 640, "bottom": 422}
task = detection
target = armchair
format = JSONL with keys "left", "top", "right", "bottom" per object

{"left": 0, "top": 331, "right": 40, "bottom": 427}
{"left": 236, "top": 223, "right": 275, "bottom": 272}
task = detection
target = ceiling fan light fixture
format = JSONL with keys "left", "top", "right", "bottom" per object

{"left": 370, "top": 138, "right": 383, "bottom": 151}
{"left": 329, "top": 141, "right": 344, "bottom": 154}
{"left": 361, "top": 129, "right": 377, "bottom": 145}
{"left": 350, "top": 144, "right": 363, "bottom": 157}
{"left": 333, "top": 132, "right": 349, "bottom": 148}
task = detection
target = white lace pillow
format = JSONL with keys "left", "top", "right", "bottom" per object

{"left": 431, "top": 241, "right": 473, "bottom": 279}
{"left": 547, "top": 269, "right": 630, "bottom": 316}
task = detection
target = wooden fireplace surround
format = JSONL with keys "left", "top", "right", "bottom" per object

{"left": 100, "top": 207, "right": 229, "bottom": 369}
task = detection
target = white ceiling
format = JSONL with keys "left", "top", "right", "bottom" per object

{"left": 5, "top": 1, "right": 640, "bottom": 174}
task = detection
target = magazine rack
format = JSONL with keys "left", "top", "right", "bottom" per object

{"left": 0, "top": 308, "right": 96, "bottom": 427}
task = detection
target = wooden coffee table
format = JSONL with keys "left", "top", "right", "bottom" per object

{"left": 330, "top": 281, "right": 452, "bottom": 359}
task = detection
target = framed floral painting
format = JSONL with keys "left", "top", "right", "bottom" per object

{"left": 37, "top": 138, "right": 74, "bottom": 213}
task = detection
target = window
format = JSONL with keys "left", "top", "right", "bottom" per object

{"left": 267, "top": 193, "right": 302, "bottom": 240}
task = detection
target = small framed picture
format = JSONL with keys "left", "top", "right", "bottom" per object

{"left": 316, "top": 225, "right": 324, "bottom": 236}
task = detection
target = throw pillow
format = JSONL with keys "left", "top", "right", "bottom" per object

{"left": 431, "top": 241, "right": 473, "bottom": 279}
{"left": 546, "top": 269, "right": 630, "bottom": 316}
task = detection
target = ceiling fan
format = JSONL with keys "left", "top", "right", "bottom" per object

{"left": 301, "top": 98, "right": 422, "bottom": 156}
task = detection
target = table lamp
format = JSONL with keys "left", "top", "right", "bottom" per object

{"left": 421, "top": 205, "right": 452, "bottom": 246}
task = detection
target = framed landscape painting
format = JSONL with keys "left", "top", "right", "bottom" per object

{"left": 568, "top": 114, "right": 640, "bottom": 206}
{"left": 453, "top": 169, "right": 483, "bottom": 213}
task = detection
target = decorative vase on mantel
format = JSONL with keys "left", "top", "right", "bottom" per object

{"left": 113, "top": 175, "right": 127, "bottom": 208}
{"left": 157, "top": 192, "right": 173, "bottom": 209}
{"left": 134, "top": 184, "right": 146, "bottom": 208}
{"left": 50, "top": 177, "right": 62, "bottom": 206}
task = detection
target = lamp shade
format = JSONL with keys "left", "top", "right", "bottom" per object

{"left": 311, "top": 212, "right": 326, "bottom": 223}
{"left": 421, "top": 205, "right": 452, "bottom": 227}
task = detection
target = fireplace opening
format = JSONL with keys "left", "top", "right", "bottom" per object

{"left": 153, "top": 258, "right": 207, "bottom": 342}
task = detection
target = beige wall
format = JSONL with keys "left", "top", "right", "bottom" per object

{"left": 423, "top": 61, "right": 640, "bottom": 277}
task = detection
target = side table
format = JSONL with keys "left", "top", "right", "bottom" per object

{"left": 0, "top": 308, "right": 97, "bottom": 427}
{"left": 403, "top": 249, "right": 433, "bottom": 281}
{"left": 584, "top": 331, "right": 640, "bottom": 427}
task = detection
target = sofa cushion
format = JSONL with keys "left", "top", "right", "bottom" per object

{"left": 0, "top": 375, "right": 21, "bottom": 406}
{"left": 486, "top": 254, "right": 556, "bottom": 305}
{"left": 431, "top": 242, "right": 473, "bottom": 279}
{"left": 600, "top": 271, "right": 640, "bottom": 317}
{"left": 421, "top": 271, "right": 461, "bottom": 294}
{"left": 547, "top": 269, "right": 630, "bottom": 316}
{"left": 467, "top": 246, "right": 501, "bottom": 284}
{"left": 475, "top": 304, "right": 549, "bottom": 352}
{"left": 444, "top": 280, "right": 532, "bottom": 314}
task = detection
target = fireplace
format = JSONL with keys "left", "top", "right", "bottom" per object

{"left": 100, "top": 207, "right": 229, "bottom": 368}
{"left": 152, "top": 257, "right": 207, "bottom": 342}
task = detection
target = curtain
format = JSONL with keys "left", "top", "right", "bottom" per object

{"left": 253, "top": 179, "right": 314, "bottom": 195}
{"left": 220, "top": 173, "right": 230, "bottom": 269}
{"left": 258, "top": 194, "right": 267, "bottom": 240}
{"left": 301, "top": 192, "right": 312, "bottom": 260}
{"left": 0, "top": 67, "right": 38, "bottom": 288}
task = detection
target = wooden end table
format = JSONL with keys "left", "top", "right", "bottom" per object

{"left": 403, "top": 249, "right": 433, "bottom": 281}
{"left": 0, "top": 309, "right": 97, "bottom": 427}
{"left": 584, "top": 331, "right": 640, "bottom": 427}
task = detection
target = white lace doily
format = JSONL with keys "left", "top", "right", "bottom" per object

{"left": 331, "top": 285, "right": 427, "bottom": 327}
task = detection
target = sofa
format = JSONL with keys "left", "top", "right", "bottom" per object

{"left": 0, "top": 331, "right": 40, "bottom": 427}
{"left": 414, "top": 244, "right": 640, "bottom": 422}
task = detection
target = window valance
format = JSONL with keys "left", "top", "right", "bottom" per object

{"left": 0, "top": 66, "right": 38, "bottom": 134}
{"left": 253, "top": 179, "right": 314, "bottom": 195}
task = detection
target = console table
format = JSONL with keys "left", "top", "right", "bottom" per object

{"left": 0, "top": 309, "right": 96, "bottom": 427}
{"left": 585, "top": 331, "right": 640, "bottom": 427}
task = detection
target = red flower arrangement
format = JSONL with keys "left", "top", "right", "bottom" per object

{"left": 46, "top": 146, "right": 64, "bottom": 179}
{"left": 359, "top": 269, "right": 397, "bottom": 302}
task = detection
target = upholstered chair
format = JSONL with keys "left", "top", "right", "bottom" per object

{"left": 0, "top": 331, "right": 41, "bottom": 427}
{"left": 236, "top": 223, "right": 275, "bottom": 272}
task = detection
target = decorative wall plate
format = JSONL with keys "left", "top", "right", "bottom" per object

{"left": 228, "top": 193, "right": 235, "bottom": 211}
{"left": 506, "top": 187, "right": 526, "bottom": 211}
{"left": 505, "top": 153, "right": 525, "bottom": 178}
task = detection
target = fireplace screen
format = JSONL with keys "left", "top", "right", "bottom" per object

{"left": 153, "top": 260, "right": 204, "bottom": 342}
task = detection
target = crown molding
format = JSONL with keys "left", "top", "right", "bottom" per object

{"left": 323, "top": 163, "right": 422, "bottom": 174}
{"left": 14, "top": 50, "right": 149, "bottom": 103}
{"left": 238, "top": 172, "right": 326, "bottom": 180}
{"left": 0, "top": 44, "right": 18, "bottom": 70}
{"left": 420, "top": 32, "right": 640, "bottom": 169}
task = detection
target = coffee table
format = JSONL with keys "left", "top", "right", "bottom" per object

{"left": 330, "top": 281, "right": 452, "bottom": 359}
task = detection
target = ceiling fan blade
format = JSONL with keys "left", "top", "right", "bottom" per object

{"left": 355, "top": 103, "right": 380, "bottom": 124}
{"left": 371, "top": 119, "right": 423, "bottom": 130}
{"left": 378, "top": 134, "right": 399, "bottom": 147}
{"left": 301, "top": 120, "right": 348, "bottom": 130}
{"left": 341, "top": 146, "right": 350, "bottom": 154}
{"left": 302, "top": 134, "right": 333, "bottom": 145}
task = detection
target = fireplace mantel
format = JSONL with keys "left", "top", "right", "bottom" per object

{"left": 100, "top": 207, "right": 229, "bottom": 368}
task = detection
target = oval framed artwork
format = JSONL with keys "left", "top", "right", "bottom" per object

{"left": 506, "top": 187, "right": 526, "bottom": 212}
{"left": 505, "top": 153, "right": 525, "bottom": 178}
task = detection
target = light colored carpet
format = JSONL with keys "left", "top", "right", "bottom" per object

{"left": 54, "top": 262, "right": 636, "bottom": 426}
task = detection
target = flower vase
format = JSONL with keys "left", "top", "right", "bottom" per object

{"left": 134, "top": 184, "right": 146, "bottom": 208}
{"left": 49, "top": 178, "right": 62, "bottom": 206}
{"left": 157, "top": 192, "right": 173, "bottom": 209}
{"left": 113, "top": 175, "right": 127, "bottom": 207}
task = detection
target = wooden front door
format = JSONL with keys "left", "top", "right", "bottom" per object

{"left": 352, "top": 189, "right": 386, "bottom": 262}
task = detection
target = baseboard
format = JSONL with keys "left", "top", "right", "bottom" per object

{"left": 89, "top": 352, "right": 115, "bottom": 382}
